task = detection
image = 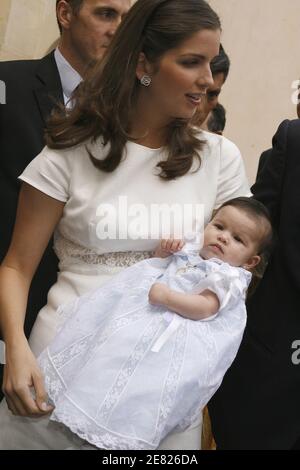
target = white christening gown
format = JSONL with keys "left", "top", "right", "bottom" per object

{"left": 38, "top": 251, "right": 251, "bottom": 450}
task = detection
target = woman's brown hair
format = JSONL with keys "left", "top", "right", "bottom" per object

{"left": 47, "top": 0, "right": 221, "bottom": 180}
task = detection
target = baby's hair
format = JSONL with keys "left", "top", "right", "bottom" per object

{"left": 217, "top": 197, "right": 274, "bottom": 257}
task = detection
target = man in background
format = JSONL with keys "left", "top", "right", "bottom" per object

{"left": 0, "top": 0, "right": 131, "bottom": 372}
{"left": 193, "top": 44, "right": 230, "bottom": 129}
{"left": 208, "top": 82, "right": 300, "bottom": 450}
{"left": 202, "top": 103, "right": 226, "bottom": 135}
{"left": 209, "top": 118, "right": 300, "bottom": 450}
{"left": 256, "top": 80, "right": 300, "bottom": 177}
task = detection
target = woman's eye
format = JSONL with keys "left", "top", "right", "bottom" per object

{"left": 180, "top": 60, "right": 202, "bottom": 67}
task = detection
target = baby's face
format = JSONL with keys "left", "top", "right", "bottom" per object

{"left": 200, "top": 205, "right": 261, "bottom": 268}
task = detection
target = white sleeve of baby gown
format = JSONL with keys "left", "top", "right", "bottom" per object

{"left": 192, "top": 264, "right": 251, "bottom": 321}
{"left": 18, "top": 146, "right": 72, "bottom": 202}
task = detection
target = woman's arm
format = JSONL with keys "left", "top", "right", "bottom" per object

{"left": 149, "top": 283, "right": 219, "bottom": 320}
{"left": 0, "top": 183, "right": 65, "bottom": 416}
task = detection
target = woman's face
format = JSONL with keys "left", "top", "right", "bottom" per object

{"left": 138, "top": 29, "right": 221, "bottom": 123}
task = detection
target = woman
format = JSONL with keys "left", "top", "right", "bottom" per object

{"left": 0, "top": 0, "right": 250, "bottom": 449}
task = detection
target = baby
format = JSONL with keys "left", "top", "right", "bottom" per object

{"left": 149, "top": 196, "right": 272, "bottom": 320}
{"left": 38, "top": 197, "right": 273, "bottom": 450}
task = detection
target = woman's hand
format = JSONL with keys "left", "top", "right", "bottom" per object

{"left": 3, "top": 339, "right": 54, "bottom": 417}
{"left": 0, "top": 184, "right": 64, "bottom": 417}
{"left": 153, "top": 239, "right": 185, "bottom": 258}
{"left": 149, "top": 282, "right": 170, "bottom": 306}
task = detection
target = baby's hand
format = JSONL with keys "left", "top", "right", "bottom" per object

{"left": 153, "top": 239, "right": 185, "bottom": 258}
{"left": 149, "top": 283, "right": 170, "bottom": 306}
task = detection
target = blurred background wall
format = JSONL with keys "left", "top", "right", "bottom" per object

{"left": 0, "top": 0, "right": 299, "bottom": 183}
{"left": 0, "top": 0, "right": 58, "bottom": 61}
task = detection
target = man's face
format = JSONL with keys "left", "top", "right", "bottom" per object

{"left": 68, "top": 0, "right": 131, "bottom": 66}
{"left": 193, "top": 72, "right": 225, "bottom": 126}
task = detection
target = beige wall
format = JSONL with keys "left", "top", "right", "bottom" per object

{"left": 209, "top": 0, "right": 300, "bottom": 183}
{"left": 0, "top": 0, "right": 12, "bottom": 50}
{"left": 0, "top": 0, "right": 59, "bottom": 61}
{"left": 1, "top": 0, "right": 300, "bottom": 183}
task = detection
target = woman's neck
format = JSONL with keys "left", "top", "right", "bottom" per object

{"left": 130, "top": 92, "right": 170, "bottom": 149}
{"left": 130, "top": 130, "right": 166, "bottom": 149}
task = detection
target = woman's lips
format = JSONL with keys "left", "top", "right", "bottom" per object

{"left": 185, "top": 93, "right": 203, "bottom": 106}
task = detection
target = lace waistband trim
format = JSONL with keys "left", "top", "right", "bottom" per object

{"left": 54, "top": 233, "right": 153, "bottom": 268}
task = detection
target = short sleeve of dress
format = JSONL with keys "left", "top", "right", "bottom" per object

{"left": 18, "top": 146, "right": 72, "bottom": 202}
{"left": 214, "top": 136, "right": 252, "bottom": 209}
{"left": 193, "top": 260, "right": 251, "bottom": 321}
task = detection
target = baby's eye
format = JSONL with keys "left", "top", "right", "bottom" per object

{"left": 234, "top": 235, "right": 243, "bottom": 243}
{"left": 214, "top": 223, "right": 223, "bottom": 230}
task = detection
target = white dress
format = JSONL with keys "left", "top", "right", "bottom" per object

{"left": 0, "top": 131, "right": 251, "bottom": 449}
{"left": 38, "top": 252, "right": 251, "bottom": 450}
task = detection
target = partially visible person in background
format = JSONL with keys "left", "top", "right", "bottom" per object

{"left": 193, "top": 44, "right": 230, "bottom": 129}
{"left": 207, "top": 75, "right": 300, "bottom": 450}
{"left": 209, "top": 117, "right": 300, "bottom": 449}
{"left": 256, "top": 78, "right": 300, "bottom": 178}
{"left": 202, "top": 103, "right": 226, "bottom": 135}
{"left": 55, "top": 0, "right": 131, "bottom": 81}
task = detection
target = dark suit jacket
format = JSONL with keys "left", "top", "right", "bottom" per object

{"left": 208, "top": 120, "right": 300, "bottom": 449}
{"left": 256, "top": 147, "right": 272, "bottom": 178}
{"left": 0, "top": 51, "right": 63, "bottom": 336}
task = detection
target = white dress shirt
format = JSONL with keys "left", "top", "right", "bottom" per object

{"left": 54, "top": 48, "right": 82, "bottom": 108}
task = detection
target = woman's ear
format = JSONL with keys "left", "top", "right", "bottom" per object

{"left": 243, "top": 254, "right": 261, "bottom": 271}
{"left": 136, "top": 52, "right": 153, "bottom": 81}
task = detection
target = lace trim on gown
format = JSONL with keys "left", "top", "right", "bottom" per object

{"left": 41, "top": 320, "right": 190, "bottom": 450}
{"left": 40, "top": 306, "right": 155, "bottom": 404}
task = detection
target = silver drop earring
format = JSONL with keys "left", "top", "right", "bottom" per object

{"left": 140, "top": 75, "right": 152, "bottom": 87}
